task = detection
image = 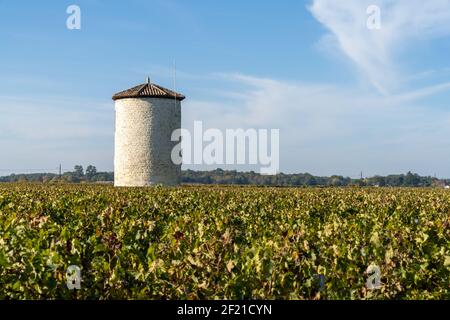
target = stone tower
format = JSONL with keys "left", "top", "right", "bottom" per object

{"left": 112, "top": 78, "right": 185, "bottom": 186}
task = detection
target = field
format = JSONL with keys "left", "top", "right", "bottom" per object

{"left": 0, "top": 184, "right": 449, "bottom": 299}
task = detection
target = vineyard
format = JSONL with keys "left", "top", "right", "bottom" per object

{"left": 0, "top": 184, "right": 449, "bottom": 299}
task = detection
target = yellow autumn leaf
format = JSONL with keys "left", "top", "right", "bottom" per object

{"left": 444, "top": 256, "right": 450, "bottom": 267}
{"left": 226, "top": 260, "right": 235, "bottom": 273}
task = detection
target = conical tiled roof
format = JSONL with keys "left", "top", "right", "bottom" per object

{"left": 112, "top": 79, "right": 185, "bottom": 101}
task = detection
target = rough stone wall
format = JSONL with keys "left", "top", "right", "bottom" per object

{"left": 114, "top": 97, "right": 181, "bottom": 186}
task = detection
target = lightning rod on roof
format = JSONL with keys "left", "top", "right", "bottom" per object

{"left": 173, "top": 60, "right": 176, "bottom": 93}
{"left": 173, "top": 59, "right": 177, "bottom": 103}
{"left": 146, "top": 76, "right": 150, "bottom": 84}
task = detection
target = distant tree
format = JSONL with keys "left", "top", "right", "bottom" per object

{"left": 86, "top": 165, "right": 97, "bottom": 181}
{"left": 303, "top": 174, "right": 317, "bottom": 186}
{"left": 330, "top": 175, "right": 345, "bottom": 186}
{"left": 404, "top": 171, "right": 420, "bottom": 186}
{"left": 74, "top": 165, "right": 84, "bottom": 178}
{"left": 370, "top": 176, "right": 385, "bottom": 187}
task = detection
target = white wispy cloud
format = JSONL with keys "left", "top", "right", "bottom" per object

{"left": 309, "top": 0, "right": 450, "bottom": 94}
{"left": 183, "top": 73, "right": 450, "bottom": 177}
{"left": 389, "top": 82, "right": 450, "bottom": 103}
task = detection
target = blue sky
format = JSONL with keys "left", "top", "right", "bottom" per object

{"left": 1, "top": 0, "right": 450, "bottom": 177}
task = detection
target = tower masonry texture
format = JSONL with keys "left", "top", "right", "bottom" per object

{"left": 112, "top": 79, "right": 185, "bottom": 187}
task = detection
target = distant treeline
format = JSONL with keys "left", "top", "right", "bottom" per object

{"left": 183, "top": 169, "right": 447, "bottom": 187}
{"left": 0, "top": 166, "right": 448, "bottom": 187}
{"left": 0, "top": 165, "right": 113, "bottom": 184}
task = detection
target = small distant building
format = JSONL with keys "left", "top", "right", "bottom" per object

{"left": 112, "top": 78, "right": 185, "bottom": 187}
{"left": 434, "top": 180, "right": 449, "bottom": 189}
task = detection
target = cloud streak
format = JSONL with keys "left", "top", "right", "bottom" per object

{"left": 309, "top": 0, "right": 450, "bottom": 94}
